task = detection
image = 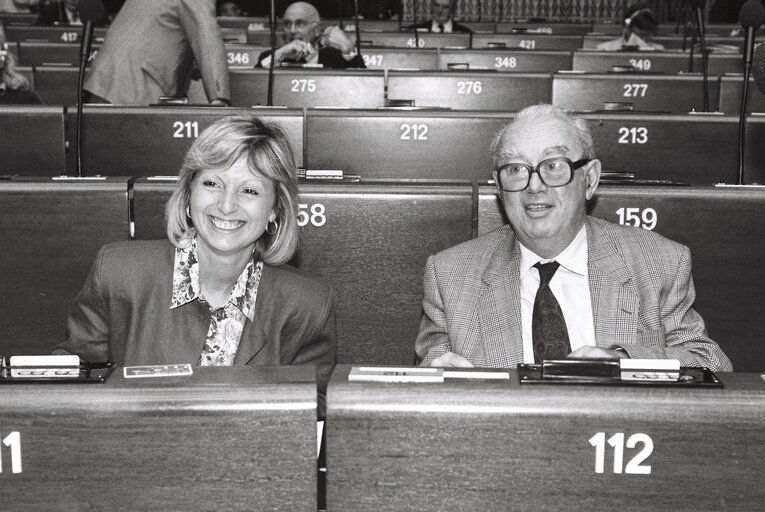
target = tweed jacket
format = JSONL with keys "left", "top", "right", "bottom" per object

{"left": 83, "top": 0, "right": 229, "bottom": 104}
{"left": 57, "top": 240, "right": 336, "bottom": 405}
{"left": 416, "top": 216, "right": 732, "bottom": 371}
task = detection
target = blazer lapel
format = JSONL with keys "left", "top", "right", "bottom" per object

{"left": 477, "top": 228, "right": 525, "bottom": 366}
{"left": 586, "top": 219, "right": 639, "bottom": 348}
{"left": 234, "top": 266, "right": 276, "bottom": 365}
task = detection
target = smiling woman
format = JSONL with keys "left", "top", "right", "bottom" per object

{"left": 56, "top": 114, "right": 336, "bottom": 415}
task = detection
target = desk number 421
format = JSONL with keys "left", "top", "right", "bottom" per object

{"left": 589, "top": 432, "right": 652, "bottom": 475}
{"left": 0, "top": 432, "right": 22, "bottom": 474}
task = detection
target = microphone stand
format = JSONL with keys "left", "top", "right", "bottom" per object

{"left": 75, "top": 20, "right": 95, "bottom": 177}
{"left": 693, "top": 5, "right": 709, "bottom": 112}
{"left": 737, "top": 31, "right": 754, "bottom": 185}
{"left": 353, "top": 0, "right": 362, "bottom": 67}
{"left": 267, "top": 0, "right": 276, "bottom": 106}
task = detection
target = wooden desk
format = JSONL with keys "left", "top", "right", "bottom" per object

{"left": 572, "top": 50, "right": 742, "bottom": 75}
{"left": 0, "top": 365, "right": 317, "bottom": 511}
{"left": 327, "top": 365, "right": 765, "bottom": 511}
{"left": 0, "top": 105, "right": 66, "bottom": 175}
{"left": 477, "top": 184, "right": 765, "bottom": 372}
{"left": 437, "top": 48, "right": 572, "bottom": 72}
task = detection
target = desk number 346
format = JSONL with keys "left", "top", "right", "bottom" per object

{"left": 0, "top": 432, "right": 22, "bottom": 474}
{"left": 589, "top": 432, "right": 652, "bottom": 475}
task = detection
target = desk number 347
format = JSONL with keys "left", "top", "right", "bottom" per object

{"left": 0, "top": 432, "right": 22, "bottom": 474}
{"left": 589, "top": 432, "right": 652, "bottom": 475}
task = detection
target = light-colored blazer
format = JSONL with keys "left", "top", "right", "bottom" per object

{"left": 84, "top": 0, "right": 229, "bottom": 104}
{"left": 416, "top": 216, "right": 732, "bottom": 371}
{"left": 57, "top": 240, "right": 336, "bottom": 410}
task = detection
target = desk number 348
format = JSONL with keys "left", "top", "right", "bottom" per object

{"left": 589, "top": 432, "right": 652, "bottom": 475}
{"left": 0, "top": 432, "right": 22, "bottom": 474}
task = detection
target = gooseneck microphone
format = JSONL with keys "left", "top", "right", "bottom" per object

{"left": 737, "top": 0, "right": 765, "bottom": 185}
{"left": 267, "top": 0, "right": 275, "bottom": 106}
{"left": 352, "top": 0, "right": 362, "bottom": 67}
{"left": 75, "top": 0, "right": 105, "bottom": 177}
{"left": 689, "top": 0, "right": 709, "bottom": 111}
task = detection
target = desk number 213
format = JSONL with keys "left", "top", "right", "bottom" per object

{"left": 589, "top": 432, "right": 652, "bottom": 475}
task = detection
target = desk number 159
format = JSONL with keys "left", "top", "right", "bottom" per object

{"left": 0, "top": 432, "right": 22, "bottom": 474}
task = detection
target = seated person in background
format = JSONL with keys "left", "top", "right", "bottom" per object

{"left": 0, "top": 23, "right": 43, "bottom": 103}
{"left": 36, "top": 0, "right": 82, "bottom": 25}
{"left": 217, "top": 0, "right": 243, "bottom": 16}
{"left": 407, "top": 0, "right": 471, "bottom": 33}
{"left": 415, "top": 104, "right": 732, "bottom": 372}
{"left": 596, "top": 4, "right": 665, "bottom": 51}
{"left": 257, "top": 1, "right": 364, "bottom": 68}
{"left": 56, "top": 114, "right": 337, "bottom": 414}
{"left": 0, "top": 0, "right": 38, "bottom": 12}
{"left": 84, "top": 0, "right": 230, "bottom": 106}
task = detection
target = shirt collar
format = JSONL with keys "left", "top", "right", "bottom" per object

{"left": 519, "top": 224, "right": 588, "bottom": 277}
{"left": 170, "top": 236, "right": 261, "bottom": 321}
{"left": 431, "top": 19, "right": 453, "bottom": 32}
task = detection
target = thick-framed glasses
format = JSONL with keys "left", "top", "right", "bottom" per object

{"left": 279, "top": 18, "right": 318, "bottom": 32}
{"left": 495, "top": 157, "right": 591, "bottom": 192}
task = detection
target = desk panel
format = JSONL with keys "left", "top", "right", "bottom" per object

{"left": 0, "top": 366, "right": 316, "bottom": 511}
{"left": 16, "top": 41, "right": 98, "bottom": 67}
{"left": 359, "top": 48, "right": 438, "bottom": 70}
{"left": 0, "top": 105, "right": 66, "bottom": 175}
{"left": 581, "top": 34, "right": 745, "bottom": 51}
{"left": 229, "top": 68, "right": 384, "bottom": 108}
{"left": 477, "top": 184, "right": 765, "bottom": 372}
{"left": 745, "top": 116, "right": 765, "bottom": 184}
{"left": 357, "top": 31, "right": 470, "bottom": 49}
{"left": 472, "top": 33, "right": 584, "bottom": 51}
{"left": 437, "top": 48, "right": 572, "bottom": 72}
{"left": 327, "top": 366, "right": 765, "bottom": 511}
{"left": 4, "top": 25, "right": 107, "bottom": 44}
{"left": 572, "top": 50, "right": 742, "bottom": 75}
{"left": 0, "top": 177, "right": 129, "bottom": 355}
{"left": 32, "top": 65, "right": 79, "bottom": 105}
{"left": 718, "top": 75, "right": 765, "bottom": 114}
{"left": 305, "top": 109, "right": 507, "bottom": 179}
{"left": 225, "top": 43, "right": 267, "bottom": 68}
{"left": 387, "top": 71, "right": 551, "bottom": 110}
{"left": 495, "top": 22, "right": 595, "bottom": 35}
{"left": 581, "top": 113, "right": 738, "bottom": 184}
{"left": 64, "top": 106, "right": 304, "bottom": 176}
{"left": 132, "top": 180, "right": 474, "bottom": 365}
{"left": 553, "top": 73, "right": 721, "bottom": 114}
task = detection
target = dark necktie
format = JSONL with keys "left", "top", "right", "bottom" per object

{"left": 532, "top": 261, "right": 571, "bottom": 362}
{"left": 438, "top": 23, "right": 445, "bottom": 33}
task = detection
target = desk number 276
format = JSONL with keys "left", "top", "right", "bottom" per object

{"left": 0, "top": 432, "right": 22, "bottom": 474}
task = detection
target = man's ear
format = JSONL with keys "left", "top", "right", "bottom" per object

{"left": 584, "top": 159, "right": 601, "bottom": 200}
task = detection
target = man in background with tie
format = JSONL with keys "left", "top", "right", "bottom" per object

{"left": 415, "top": 104, "right": 732, "bottom": 371}
{"left": 409, "top": 0, "right": 471, "bottom": 33}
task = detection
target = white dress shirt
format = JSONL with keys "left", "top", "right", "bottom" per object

{"left": 519, "top": 225, "right": 595, "bottom": 363}
{"left": 430, "top": 19, "right": 453, "bottom": 33}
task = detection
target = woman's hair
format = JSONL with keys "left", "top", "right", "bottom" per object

{"left": 0, "top": 23, "right": 31, "bottom": 91}
{"left": 166, "top": 114, "right": 300, "bottom": 266}
{"left": 490, "top": 104, "right": 595, "bottom": 167}
{"left": 624, "top": 4, "right": 658, "bottom": 34}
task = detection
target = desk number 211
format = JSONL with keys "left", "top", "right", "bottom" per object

{"left": 0, "top": 432, "right": 22, "bottom": 473}
{"left": 589, "top": 432, "right": 652, "bottom": 475}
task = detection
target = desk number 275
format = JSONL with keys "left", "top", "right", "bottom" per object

{"left": 589, "top": 432, "right": 652, "bottom": 475}
{"left": 0, "top": 432, "right": 22, "bottom": 474}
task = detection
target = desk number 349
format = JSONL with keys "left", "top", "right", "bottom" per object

{"left": 0, "top": 432, "right": 22, "bottom": 474}
{"left": 589, "top": 432, "right": 652, "bottom": 475}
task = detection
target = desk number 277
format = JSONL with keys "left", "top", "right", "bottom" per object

{"left": 0, "top": 432, "right": 22, "bottom": 473}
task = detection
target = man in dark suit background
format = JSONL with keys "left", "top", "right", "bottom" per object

{"left": 257, "top": 1, "right": 364, "bottom": 68}
{"left": 415, "top": 104, "right": 731, "bottom": 372}
{"left": 409, "top": 0, "right": 471, "bottom": 33}
{"left": 36, "top": 0, "right": 82, "bottom": 24}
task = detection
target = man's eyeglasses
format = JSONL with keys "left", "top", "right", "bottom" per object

{"left": 279, "top": 18, "right": 318, "bottom": 31}
{"left": 495, "top": 157, "right": 591, "bottom": 192}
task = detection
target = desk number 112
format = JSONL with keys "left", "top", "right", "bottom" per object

{"left": 589, "top": 432, "right": 652, "bottom": 475}
{"left": 0, "top": 432, "right": 22, "bottom": 473}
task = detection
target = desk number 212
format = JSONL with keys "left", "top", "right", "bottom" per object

{"left": 589, "top": 432, "right": 652, "bottom": 475}
{"left": 0, "top": 432, "right": 22, "bottom": 473}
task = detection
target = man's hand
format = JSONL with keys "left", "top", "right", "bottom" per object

{"left": 429, "top": 352, "right": 474, "bottom": 367}
{"left": 568, "top": 346, "right": 628, "bottom": 359}
{"left": 319, "top": 26, "right": 355, "bottom": 54}
{"left": 274, "top": 39, "right": 316, "bottom": 64}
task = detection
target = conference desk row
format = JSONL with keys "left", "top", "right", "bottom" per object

{"left": 1, "top": 364, "right": 763, "bottom": 510}
{"left": 4, "top": 106, "right": 765, "bottom": 184}
{"left": 1, "top": 178, "right": 764, "bottom": 374}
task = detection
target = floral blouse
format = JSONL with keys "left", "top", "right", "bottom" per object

{"left": 170, "top": 237, "right": 264, "bottom": 366}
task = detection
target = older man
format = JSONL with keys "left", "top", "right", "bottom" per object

{"left": 409, "top": 0, "right": 471, "bottom": 33}
{"left": 257, "top": 1, "right": 364, "bottom": 68}
{"left": 415, "top": 104, "right": 731, "bottom": 371}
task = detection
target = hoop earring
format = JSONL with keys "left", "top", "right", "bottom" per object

{"left": 186, "top": 205, "right": 191, "bottom": 218}
{"left": 266, "top": 219, "right": 279, "bottom": 236}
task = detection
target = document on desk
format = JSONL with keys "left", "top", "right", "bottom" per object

{"left": 123, "top": 364, "right": 193, "bottom": 378}
{"left": 348, "top": 366, "right": 444, "bottom": 382}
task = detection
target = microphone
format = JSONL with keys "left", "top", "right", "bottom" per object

{"left": 689, "top": 0, "right": 709, "bottom": 111}
{"left": 753, "top": 42, "right": 765, "bottom": 95}
{"left": 352, "top": 0, "right": 362, "bottom": 67}
{"left": 267, "top": 0, "right": 275, "bottom": 106}
{"left": 737, "top": 0, "right": 765, "bottom": 185}
{"left": 75, "top": 0, "right": 105, "bottom": 178}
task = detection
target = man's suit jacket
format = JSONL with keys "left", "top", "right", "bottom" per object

{"left": 408, "top": 19, "right": 472, "bottom": 33}
{"left": 83, "top": 0, "right": 229, "bottom": 104}
{"left": 416, "top": 216, "right": 732, "bottom": 371}
{"left": 35, "top": 2, "right": 77, "bottom": 25}
{"left": 57, "top": 240, "right": 336, "bottom": 411}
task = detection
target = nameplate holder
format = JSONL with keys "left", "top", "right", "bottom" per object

{"left": 349, "top": 366, "right": 444, "bottom": 383}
